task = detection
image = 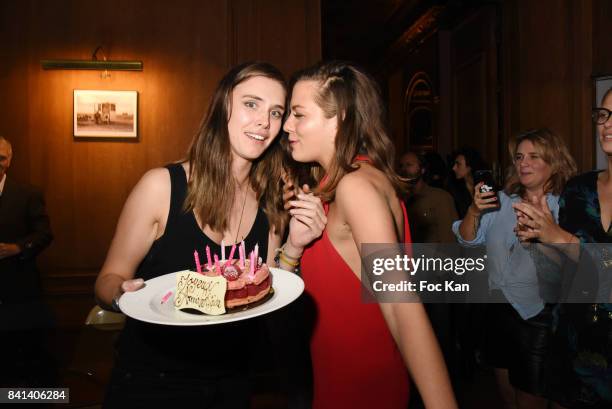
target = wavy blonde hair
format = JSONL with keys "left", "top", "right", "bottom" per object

{"left": 185, "top": 62, "right": 287, "bottom": 235}
{"left": 504, "top": 128, "right": 577, "bottom": 196}
{"left": 285, "top": 61, "right": 406, "bottom": 202}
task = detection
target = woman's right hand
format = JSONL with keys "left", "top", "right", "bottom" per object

{"left": 105, "top": 278, "right": 145, "bottom": 312}
{"left": 112, "top": 278, "right": 145, "bottom": 308}
{"left": 470, "top": 181, "right": 498, "bottom": 215}
{"left": 121, "top": 278, "right": 145, "bottom": 293}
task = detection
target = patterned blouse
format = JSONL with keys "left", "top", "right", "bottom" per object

{"left": 556, "top": 170, "right": 612, "bottom": 405}
{"left": 559, "top": 170, "right": 612, "bottom": 244}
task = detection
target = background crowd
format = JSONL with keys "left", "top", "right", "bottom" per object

{"left": 398, "top": 87, "right": 612, "bottom": 409}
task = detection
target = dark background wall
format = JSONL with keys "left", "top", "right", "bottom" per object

{"left": 0, "top": 0, "right": 320, "bottom": 324}
{"left": 502, "top": 0, "right": 594, "bottom": 172}
{"left": 324, "top": 0, "right": 612, "bottom": 174}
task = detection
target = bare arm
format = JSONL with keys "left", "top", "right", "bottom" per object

{"left": 458, "top": 206, "right": 481, "bottom": 241}
{"left": 337, "top": 176, "right": 457, "bottom": 409}
{"left": 94, "top": 168, "right": 169, "bottom": 310}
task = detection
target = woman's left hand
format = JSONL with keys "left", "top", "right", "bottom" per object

{"left": 287, "top": 192, "right": 327, "bottom": 250}
{"left": 512, "top": 196, "right": 567, "bottom": 243}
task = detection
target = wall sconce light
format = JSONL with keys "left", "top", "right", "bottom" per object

{"left": 41, "top": 46, "right": 142, "bottom": 78}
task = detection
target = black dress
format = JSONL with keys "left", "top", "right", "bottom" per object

{"left": 103, "top": 163, "right": 269, "bottom": 409}
{"left": 548, "top": 171, "right": 612, "bottom": 408}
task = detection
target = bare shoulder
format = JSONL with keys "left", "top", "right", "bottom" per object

{"left": 336, "top": 164, "right": 393, "bottom": 204}
{"left": 334, "top": 164, "right": 403, "bottom": 244}
{"left": 124, "top": 167, "right": 171, "bottom": 220}
{"left": 134, "top": 167, "right": 171, "bottom": 197}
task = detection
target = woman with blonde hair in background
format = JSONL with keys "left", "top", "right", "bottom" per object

{"left": 453, "top": 128, "right": 577, "bottom": 409}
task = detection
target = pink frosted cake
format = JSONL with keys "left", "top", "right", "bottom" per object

{"left": 208, "top": 259, "right": 271, "bottom": 308}
{"left": 172, "top": 243, "right": 272, "bottom": 314}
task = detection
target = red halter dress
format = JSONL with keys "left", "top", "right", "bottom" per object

{"left": 300, "top": 158, "right": 411, "bottom": 409}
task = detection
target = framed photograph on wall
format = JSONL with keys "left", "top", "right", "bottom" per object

{"left": 74, "top": 90, "right": 138, "bottom": 138}
{"left": 594, "top": 75, "right": 612, "bottom": 169}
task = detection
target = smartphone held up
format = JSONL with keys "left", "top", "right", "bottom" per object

{"left": 474, "top": 170, "right": 500, "bottom": 209}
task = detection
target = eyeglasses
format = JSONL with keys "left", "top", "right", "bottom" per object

{"left": 592, "top": 108, "right": 612, "bottom": 125}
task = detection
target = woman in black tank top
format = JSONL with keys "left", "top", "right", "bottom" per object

{"left": 95, "top": 63, "right": 326, "bottom": 408}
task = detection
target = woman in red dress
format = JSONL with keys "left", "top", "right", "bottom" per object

{"left": 281, "top": 61, "right": 457, "bottom": 409}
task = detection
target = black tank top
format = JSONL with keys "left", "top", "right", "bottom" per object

{"left": 136, "top": 163, "right": 269, "bottom": 280}
{"left": 115, "top": 163, "right": 270, "bottom": 374}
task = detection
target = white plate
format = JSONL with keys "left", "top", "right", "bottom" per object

{"left": 118, "top": 268, "right": 304, "bottom": 326}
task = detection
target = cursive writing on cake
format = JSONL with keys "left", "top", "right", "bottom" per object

{"left": 174, "top": 270, "right": 227, "bottom": 315}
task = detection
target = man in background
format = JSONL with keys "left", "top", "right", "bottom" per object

{"left": 0, "top": 136, "right": 54, "bottom": 387}
{"left": 0, "top": 136, "right": 53, "bottom": 303}
{"left": 399, "top": 151, "right": 457, "bottom": 243}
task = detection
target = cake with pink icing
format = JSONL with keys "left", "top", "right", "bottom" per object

{"left": 208, "top": 259, "right": 271, "bottom": 308}
{"left": 173, "top": 244, "right": 272, "bottom": 313}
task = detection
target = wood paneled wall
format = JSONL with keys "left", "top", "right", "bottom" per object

{"left": 381, "top": 0, "right": 609, "bottom": 173}
{"left": 450, "top": 6, "right": 499, "bottom": 167}
{"left": 593, "top": 0, "right": 612, "bottom": 75}
{"left": 0, "top": 0, "right": 320, "bottom": 298}
{"left": 501, "top": 0, "right": 594, "bottom": 172}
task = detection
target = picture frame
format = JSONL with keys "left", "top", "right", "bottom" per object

{"left": 73, "top": 90, "right": 138, "bottom": 139}
{"left": 593, "top": 75, "right": 612, "bottom": 169}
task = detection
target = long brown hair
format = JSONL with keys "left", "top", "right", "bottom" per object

{"left": 286, "top": 60, "right": 406, "bottom": 202}
{"left": 504, "top": 128, "right": 577, "bottom": 196}
{"left": 185, "top": 62, "right": 287, "bottom": 235}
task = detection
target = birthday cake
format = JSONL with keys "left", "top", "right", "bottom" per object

{"left": 172, "top": 243, "right": 272, "bottom": 315}
{"left": 215, "top": 258, "right": 271, "bottom": 308}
